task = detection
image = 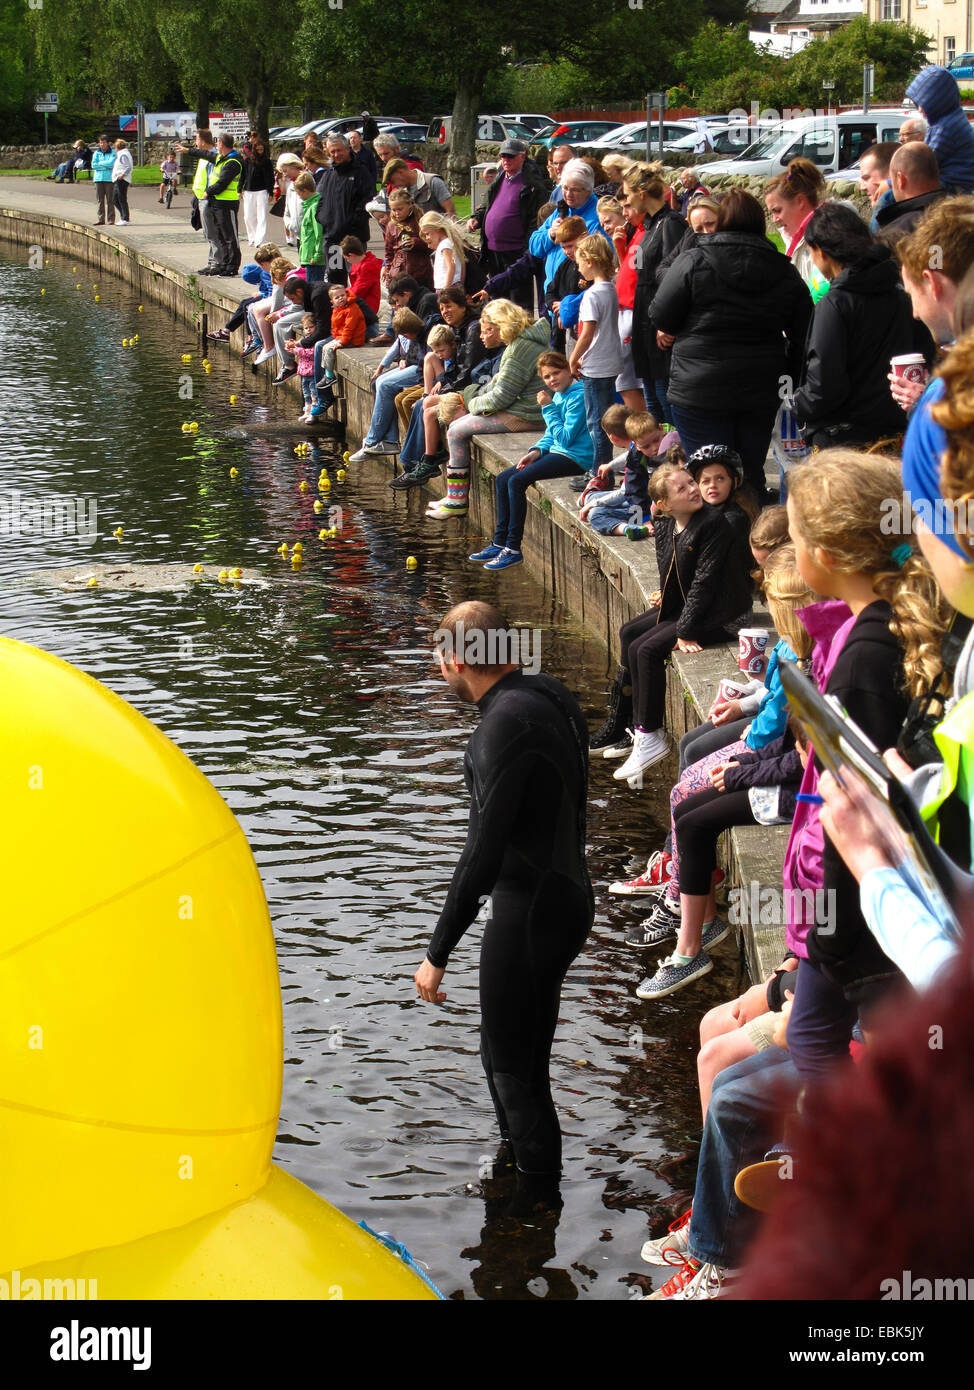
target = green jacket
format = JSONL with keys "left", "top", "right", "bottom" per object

{"left": 299, "top": 195, "right": 324, "bottom": 266}
{"left": 464, "top": 318, "right": 549, "bottom": 423}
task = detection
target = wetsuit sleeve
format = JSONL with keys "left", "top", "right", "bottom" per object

{"left": 426, "top": 734, "right": 533, "bottom": 969}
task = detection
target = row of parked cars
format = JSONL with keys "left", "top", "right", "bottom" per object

{"left": 269, "top": 103, "right": 969, "bottom": 185}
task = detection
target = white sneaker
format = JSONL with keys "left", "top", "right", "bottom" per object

{"left": 116, "top": 219, "right": 129, "bottom": 226}
{"left": 255, "top": 347, "right": 276, "bottom": 365}
{"left": 613, "top": 728, "right": 669, "bottom": 782}
{"left": 641, "top": 1208, "right": 692, "bottom": 1266}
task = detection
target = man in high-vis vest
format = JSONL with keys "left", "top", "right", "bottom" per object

{"left": 177, "top": 129, "right": 219, "bottom": 272}
{"left": 201, "top": 134, "right": 244, "bottom": 276}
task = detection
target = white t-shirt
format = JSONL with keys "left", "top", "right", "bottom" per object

{"left": 433, "top": 240, "right": 462, "bottom": 288}
{"left": 579, "top": 279, "right": 624, "bottom": 377}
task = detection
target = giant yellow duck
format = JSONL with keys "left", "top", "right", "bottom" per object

{"left": 0, "top": 637, "right": 438, "bottom": 1299}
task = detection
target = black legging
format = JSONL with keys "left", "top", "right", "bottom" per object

{"left": 672, "top": 784, "right": 754, "bottom": 895}
{"left": 480, "top": 881, "right": 590, "bottom": 1175}
{"left": 113, "top": 180, "right": 130, "bottom": 221}
{"left": 619, "top": 610, "right": 728, "bottom": 732}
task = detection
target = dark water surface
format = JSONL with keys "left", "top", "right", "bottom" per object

{"left": 0, "top": 251, "right": 748, "bottom": 1299}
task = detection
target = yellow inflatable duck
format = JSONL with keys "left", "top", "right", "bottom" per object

{"left": 0, "top": 638, "right": 437, "bottom": 1300}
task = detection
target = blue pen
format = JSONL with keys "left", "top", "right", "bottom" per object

{"left": 795, "top": 793, "right": 824, "bottom": 805}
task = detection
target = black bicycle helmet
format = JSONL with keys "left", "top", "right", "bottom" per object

{"left": 686, "top": 445, "right": 744, "bottom": 488}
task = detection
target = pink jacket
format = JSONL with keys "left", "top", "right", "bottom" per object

{"left": 782, "top": 599, "right": 853, "bottom": 957}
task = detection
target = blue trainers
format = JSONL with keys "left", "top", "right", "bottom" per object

{"left": 309, "top": 404, "right": 323, "bottom": 419}
{"left": 483, "top": 548, "right": 523, "bottom": 571}
{"left": 469, "top": 544, "right": 504, "bottom": 563}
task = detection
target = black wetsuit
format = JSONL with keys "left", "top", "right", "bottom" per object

{"left": 426, "top": 670, "right": 594, "bottom": 1180}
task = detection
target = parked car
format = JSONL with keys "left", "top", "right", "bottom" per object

{"left": 499, "top": 113, "right": 554, "bottom": 134}
{"left": 948, "top": 52, "right": 974, "bottom": 82}
{"left": 666, "top": 122, "right": 772, "bottom": 158}
{"left": 372, "top": 122, "right": 429, "bottom": 151}
{"left": 537, "top": 120, "right": 625, "bottom": 150}
{"left": 696, "top": 109, "right": 906, "bottom": 179}
{"left": 574, "top": 119, "right": 698, "bottom": 153}
{"left": 426, "top": 114, "right": 539, "bottom": 148}
{"left": 274, "top": 115, "right": 405, "bottom": 143}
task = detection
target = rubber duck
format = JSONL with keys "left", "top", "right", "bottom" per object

{"left": 320, "top": 479, "right": 331, "bottom": 492}
{"left": 201, "top": 359, "right": 210, "bottom": 368}
{"left": 122, "top": 338, "right": 129, "bottom": 347}
{"left": 337, "top": 469, "right": 346, "bottom": 483}
{"left": 343, "top": 451, "right": 351, "bottom": 464}
{"left": 181, "top": 423, "right": 191, "bottom": 433}
{"left": 181, "top": 354, "right": 192, "bottom": 364}
{"left": 217, "top": 570, "right": 229, "bottom": 583}
{"left": 298, "top": 481, "right": 309, "bottom": 493}
{"left": 277, "top": 543, "right": 289, "bottom": 556}
{"left": 406, "top": 557, "right": 418, "bottom": 571}
{"left": 112, "top": 527, "right": 123, "bottom": 540}
{"left": 229, "top": 395, "right": 238, "bottom": 405}
{"left": 231, "top": 567, "right": 243, "bottom": 579}
{"left": 94, "top": 296, "right": 100, "bottom": 303}
{"left": 290, "top": 554, "right": 302, "bottom": 568}
{"left": 327, "top": 527, "right": 338, "bottom": 539}
{"left": 75, "top": 284, "right": 81, "bottom": 290}
{"left": 229, "top": 468, "right": 239, "bottom": 479}
{"left": 318, "top": 529, "right": 328, "bottom": 541}
{"left": 193, "top": 564, "right": 204, "bottom": 574}
{"left": 292, "top": 542, "right": 303, "bottom": 554}
{"left": 313, "top": 500, "right": 323, "bottom": 514}
{"left": 138, "top": 304, "right": 143, "bottom": 311}
{"left": 40, "top": 289, "right": 46, "bottom": 296}
{"left": 87, "top": 576, "right": 98, "bottom": 587}
{"left": 189, "top": 422, "right": 199, "bottom": 432}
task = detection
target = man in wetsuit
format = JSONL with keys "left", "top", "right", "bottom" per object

{"left": 414, "top": 600, "right": 593, "bottom": 1211}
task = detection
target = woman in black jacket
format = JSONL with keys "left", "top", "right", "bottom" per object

{"left": 792, "top": 202, "right": 935, "bottom": 448}
{"left": 650, "top": 189, "right": 812, "bottom": 501}
{"left": 623, "top": 161, "right": 686, "bottom": 426}
{"left": 241, "top": 136, "right": 275, "bottom": 248}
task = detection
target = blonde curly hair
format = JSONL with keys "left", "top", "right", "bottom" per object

{"left": 787, "top": 451, "right": 951, "bottom": 699}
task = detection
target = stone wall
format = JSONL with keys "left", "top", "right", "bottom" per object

{"left": 0, "top": 141, "right": 174, "bottom": 170}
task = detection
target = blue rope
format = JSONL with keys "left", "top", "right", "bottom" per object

{"left": 359, "top": 1220, "right": 446, "bottom": 1300}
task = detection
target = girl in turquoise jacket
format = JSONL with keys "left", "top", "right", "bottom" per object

{"left": 471, "top": 351, "right": 594, "bottom": 572}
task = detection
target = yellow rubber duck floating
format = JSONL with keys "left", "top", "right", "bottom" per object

{"left": 298, "top": 481, "right": 309, "bottom": 493}
{"left": 337, "top": 469, "right": 347, "bottom": 483}
{"left": 181, "top": 353, "right": 192, "bottom": 364}
{"left": 406, "top": 556, "right": 418, "bottom": 571}
{"left": 0, "top": 638, "right": 438, "bottom": 1298}
{"left": 292, "top": 542, "right": 303, "bottom": 554}
{"left": 138, "top": 304, "right": 143, "bottom": 312}
{"left": 193, "top": 564, "right": 204, "bottom": 575}
{"left": 112, "top": 527, "right": 123, "bottom": 540}
{"left": 229, "top": 468, "right": 239, "bottom": 479}
{"left": 277, "top": 543, "right": 289, "bottom": 556}
{"left": 229, "top": 395, "right": 238, "bottom": 405}
{"left": 313, "top": 501, "right": 323, "bottom": 514}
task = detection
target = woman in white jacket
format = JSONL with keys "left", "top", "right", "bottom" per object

{"left": 275, "top": 152, "right": 303, "bottom": 248}
{"left": 112, "top": 139, "right": 134, "bottom": 225}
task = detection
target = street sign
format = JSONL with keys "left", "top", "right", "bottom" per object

{"left": 36, "top": 91, "right": 58, "bottom": 105}
{"left": 34, "top": 102, "right": 57, "bottom": 113}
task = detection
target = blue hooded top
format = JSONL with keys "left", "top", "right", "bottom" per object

{"left": 241, "top": 263, "right": 272, "bottom": 295}
{"left": 906, "top": 66, "right": 974, "bottom": 193}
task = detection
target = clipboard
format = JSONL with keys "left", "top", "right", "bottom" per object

{"left": 780, "top": 660, "right": 969, "bottom": 927}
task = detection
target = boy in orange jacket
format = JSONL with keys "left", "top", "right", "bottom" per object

{"left": 313, "top": 284, "right": 367, "bottom": 412}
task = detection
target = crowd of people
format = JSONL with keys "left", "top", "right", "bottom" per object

{"left": 78, "top": 78, "right": 973, "bottom": 1297}
{"left": 381, "top": 71, "right": 974, "bottom": 1300}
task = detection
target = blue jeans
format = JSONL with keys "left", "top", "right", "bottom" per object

{"left": 669, "top": 401, "right": 777, "bottom": 500}
{"left": 364, "top": 365, "right": 422, "bottom": 446}
{"left": 304, "top": 263, "right": 326, "bottom": 284}
{"left": 493, "top": 452, "right": 583, "bottom": 550}
{"left": 644, "top": 377, "right": 672, "bottom": 427}
{"left": 581, "top": 375, "right": 618, "bottom": 467}
{"left": 687, "top": 1048, "right": 799, "bottom": 1267}
{"left": 399, "top": 398, "right": 427, "bottom": 468}
{"left": 301, "top": 377, "right": 317, "bottom": 407}
{"left": 589, "top": 499, "right": 644, "bottom": 535}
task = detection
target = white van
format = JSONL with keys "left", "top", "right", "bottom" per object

{"left": 696, "top": 109, "right": 906, "bottom": 179}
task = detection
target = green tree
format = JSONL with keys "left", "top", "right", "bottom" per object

{"left": 28, "top": 0, "right": 176, "bottom": 109}
{"left": 785, "top": 17, "right": 932, "bottom": 105}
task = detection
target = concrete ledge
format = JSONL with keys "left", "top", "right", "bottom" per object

{"left": 0, "top": 197, "right": 790, "bottom": 985}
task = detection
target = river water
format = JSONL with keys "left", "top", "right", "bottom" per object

{"left": 1, "top": 250, "right": 747, "bottom": 1299}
